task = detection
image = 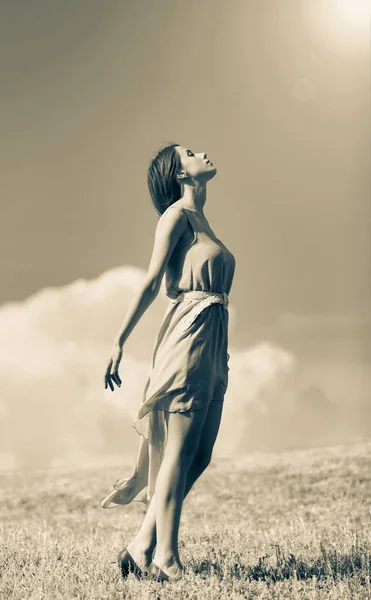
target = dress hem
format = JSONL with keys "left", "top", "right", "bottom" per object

{"left": 100, "top": 400, "right": 226, "bottom": 510}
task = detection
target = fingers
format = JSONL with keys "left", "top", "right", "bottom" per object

{"left": 104, "top": 358, "right": 122, "bottom": 392}
{"left": 104, "top": 359, "right": 114, "bottom": 391}
{"left": 105, "top": 375, "right": 114, "bottom": 392}
{"left": 111, "top": 373, "right": 122, "bottom": 387}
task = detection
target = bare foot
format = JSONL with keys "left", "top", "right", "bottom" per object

{"left": 153, "top": 556, "right": 184, "bottom": 579}
{"left": 126, "top": 542, "right": 153, "bottom": 570}
{"left": 114, "top": 472, "right": 145, "bottom": 493}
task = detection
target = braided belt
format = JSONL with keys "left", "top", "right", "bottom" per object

{"left": 172, "top": 290, "right": 229, "bottom": 307}
{"left": 169, "top": 290, "right": 229, "bottom": 337}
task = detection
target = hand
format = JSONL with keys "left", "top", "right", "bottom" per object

{"left": 104, "top": 345, "right": 123, "bottom": 391}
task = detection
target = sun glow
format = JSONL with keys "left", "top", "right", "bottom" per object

{"left": 303, "top": 0, "right": 370, "bottom": 50}
{"left": 336, "top": 0, "right": 371, "bottom": 25}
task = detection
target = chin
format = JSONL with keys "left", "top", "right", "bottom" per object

{"left": 197, "top": 168, "right": 217, "bottom": 183}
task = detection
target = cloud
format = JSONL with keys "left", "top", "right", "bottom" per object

{"left": 214, "top": 342, "right": 341, "bottom": 455}
{"left": 0, "top": 267, "right": 366, "bottom": 470}
{"left": 272, "top": 311, "right": 371, "bottom": 339}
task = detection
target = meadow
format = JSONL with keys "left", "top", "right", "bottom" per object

{"left": 1, "top": 440, "right": 370, "bottom": 599}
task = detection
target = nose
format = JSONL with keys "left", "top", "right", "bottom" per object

{"left": 197, "top": 153, "right": 207, "bottom": 159}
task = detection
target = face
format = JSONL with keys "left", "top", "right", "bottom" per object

{"left": 175, "top": 146, "right": 217, "bottom": 183}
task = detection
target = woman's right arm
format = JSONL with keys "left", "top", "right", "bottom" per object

{"left": 112, "top": 206, "right": 188, "bottom": 349}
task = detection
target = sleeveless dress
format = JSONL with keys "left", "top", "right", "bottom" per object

{"left": 101, "top": 204, "right": 236, "bottom": 509}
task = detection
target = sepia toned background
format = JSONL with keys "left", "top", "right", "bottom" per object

{"left": 1, "top": 0, "right": 370, "bottom": 470}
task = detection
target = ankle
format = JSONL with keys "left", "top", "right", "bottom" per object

{"left": 127, "top": 540, "right": 155, "bottom": 557}
{"left": 153, "top": 552, "right": 182, "bottom": 569}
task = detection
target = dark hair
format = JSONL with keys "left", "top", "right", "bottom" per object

{"left": 147, "top": 142, "right": 183, "bottom": 216}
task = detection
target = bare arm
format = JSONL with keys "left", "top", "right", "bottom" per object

{"left": 113, "top": 206, "right": 188, "bottom": 348}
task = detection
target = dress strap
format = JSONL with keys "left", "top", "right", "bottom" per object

{"left": 179, "top": 208, "right": 197, "bottom": 246}
{"left": 162, "top": 205, "right": 197, "bottom": 246}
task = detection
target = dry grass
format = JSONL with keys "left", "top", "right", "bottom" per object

{"left": 1, "top": 441, "right": 371, "bottom": 599}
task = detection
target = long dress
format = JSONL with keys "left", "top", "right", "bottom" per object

{"left": 101, "top": 203, "right": 236, "bottom": 509}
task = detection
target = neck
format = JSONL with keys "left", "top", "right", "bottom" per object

{"left": 179, "top": 181, "right": 207, "bottom": 215}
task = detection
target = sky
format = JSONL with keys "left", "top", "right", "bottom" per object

{"left": 0, "top": 0, "right": 370, "bottom": 469}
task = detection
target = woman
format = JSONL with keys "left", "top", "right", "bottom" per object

{"left": 101, "top": 142, "right": 236, "bottom": 582}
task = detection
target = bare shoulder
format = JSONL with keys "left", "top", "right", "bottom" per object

{"left": 144, "top": 205, "right": 189, "bottom": 290}
{"left": 157, "top": 204, "right": 188, "bottom": 233}
{"left": 160, "top": 204, "right": 186, "bottom": 220}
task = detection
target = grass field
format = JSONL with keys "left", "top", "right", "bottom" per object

{"left": 1, "top": 440, "right": 370, "bottom": 599}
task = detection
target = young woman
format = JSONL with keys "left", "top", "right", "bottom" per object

{"left": 101, "top": 142, "right": 236, "bottom": 582}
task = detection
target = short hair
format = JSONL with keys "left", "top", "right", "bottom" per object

{"left": 147, "top": 142, "right": 183, "bottom": 216}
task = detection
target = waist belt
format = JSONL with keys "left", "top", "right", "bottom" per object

{"left": 172, "top": 290, "right": 229, "bottom": 308}
{"left": 169, "top": 290, "right": 229, "bottom": 337}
